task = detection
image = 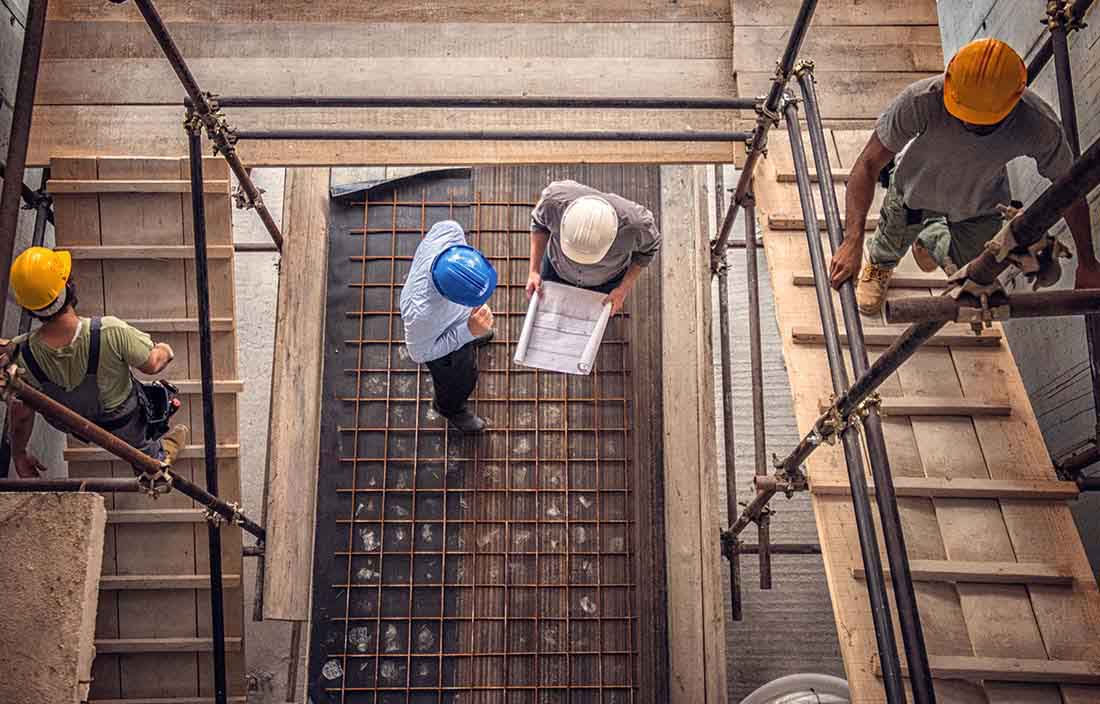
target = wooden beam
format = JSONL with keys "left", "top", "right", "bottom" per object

{"left": 48, "top": 179, "right": 229, "bottom": 194}
{"left": 94, "top": 637, "right": 243, "bottom": 654}
{"left": 170, "top": 380, "right": 244, "bottom": 394}
{"left": 777, "top": 171, "right": 847, "bottom": 184}
{"left": 106, "top": 509, "right": 205, "bottom": 524}
{"left": 769, "top": 214, "right": 879, "bottom": 231}
{"left": 659, "top": 165, "right": 728, "bottom": 702}
{"left": 811, "top": 477, "right": 1081, "bottom": 500}
{"left": 852, "top": 560, "right": 1074, "bottom": 586}
{"left": 818, "top": 395, "right": 1012, "bottom": 417}
{"left": 126, "top": 318, "right": 234, "bottom": 332}
{"left": 875, "top": 655, "right": 1100, "bottom": 685}
{"left": 793, "top": 272, "right": 948, "bottom": 289}
{"left": 100, "top": 574, "right": 243, "bottom": 590}
{"left": 65, "top": 443, "right": 240, "bottom": 462}
{"left": 89, "top": 698, "right": 248, "bottom": 704}
{"left": 263, "top": 167, "right": 329, "bottom": 621}
{"left": 64, "top": 245, "right": 234, "bottom": 260}
{"left": 792, "top": 325, "right": 1002, "bottom": 347}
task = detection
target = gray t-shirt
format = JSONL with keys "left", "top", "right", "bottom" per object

{"left": 875, "top": 75, "right": 1072, "bottom": 222}
{"left": 531, "top": 180, "right": 661, "bottom": 288}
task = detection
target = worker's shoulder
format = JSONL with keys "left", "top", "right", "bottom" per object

{"left": 1015, "top": 88, "right": 1064, "bottom": 134}
{"left": 96, "top": 315, "right": 140, "bottom": 332}
{"left": 540, "top": 179, "right": 591, "bottom": 201}
{"left": 893, "top": 74, "right": 944, "bottom": 107}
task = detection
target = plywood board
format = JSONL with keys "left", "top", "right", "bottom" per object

{"left": 737, "top": 71, "right": 933, "bottom": 121}
{"left": 733, "top": 26, "right": 942, "bottom": 72}
{"left": 733, "top": 0, "right": 937, "bottom": 26}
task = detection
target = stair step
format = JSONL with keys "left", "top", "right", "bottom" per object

{"left": 793, "top": 272, "right": 948, "bottom": 289}
{"left": 853, "top": 559, "right": 1072, "bottom": 586}
{"left": 791, "top": 324, "right": 1001, "bottom": 348}
{"left": 876, "top": 654, "right": 1100, "bottom": 685}
{"left": 812, "top": 477, "right": 1080, "bottom": 501}
{"left": 100, "top": 574, "right": 242, "bottom": 590}
{"left": 769, "top": 214, "right": 878, "bottom": 231}
{"left": 65, "top": 443, "right": 240, "bottom": 463}
{"left": 818, "top": 395, "right": 1011, "bottom": 417}
{"left": 94, "top": 637, "right": 243, "bottom": 654}
{"left": 107, "top": 508, "right": 205, "bottom": 524}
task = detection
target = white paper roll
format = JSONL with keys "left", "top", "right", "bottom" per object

{"left": 577, "top": 302, "right": 613, "bottom": 374}
{"left": 513, "top": 291, "right": 540, "bottom": 366}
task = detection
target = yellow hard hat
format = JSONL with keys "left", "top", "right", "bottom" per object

{"left": 944, "top": 38, "right": 1027, "bottom": 125}
{"left": 10, "top": 247, "right": 72, "bottom": 313}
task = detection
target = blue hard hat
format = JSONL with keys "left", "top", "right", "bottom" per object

{"left": 430, "top": 244, "right": 497, "bottom": 307}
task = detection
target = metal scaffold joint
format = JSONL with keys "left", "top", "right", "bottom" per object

{"left": 793, "top": 59, "right": 817, "bottom": 78}
{"left": 1047, "top": 0, "right": 1088, "bottom": 31}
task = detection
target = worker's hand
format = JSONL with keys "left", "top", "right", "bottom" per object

{"left": 525, "top": 271, "right": 542, "bottom": 300}
{"left": 603, "top": 286, "right": 629, "bottom": 315}
{"left": 13, "top": 451, "right": 47, "bottom": 479}
{"left": 1075, "top": 262, "right": 1100, "bottom": 290}
{"left": 830, "top": 235, "right": 864, "bottom": 289}
{"left": 0, "top": 339, "right": 14, "bottom": 368}
{"left": 467, "top": 305, "right": 494, "bottom": 338}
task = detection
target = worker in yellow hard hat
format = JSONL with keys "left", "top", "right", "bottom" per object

{"left": 829, "top": 38, "right": 1098, "bottom": 313}
{"left": 2, "top": 247, "right": 188, "bottom": 478}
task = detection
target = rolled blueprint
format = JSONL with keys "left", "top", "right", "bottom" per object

{"left": 513, "top": 290, "right": 540, "bottom": 365}
{"left": 577, "top": 302, "right": 613, "bottom": 374}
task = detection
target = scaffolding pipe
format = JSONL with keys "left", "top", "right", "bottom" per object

{"left": 2, "top": 374, "right": 265, "bottom": 537}
{"left": 232, "top": 129, "right": 753, "bottom": 142}
{"left": 129, "top": 0, "right": 284, "bottom": 251}
{"left": 1058, "top": 443, "right": 1100, "bottom": 478}
{"left": 886, "top": 289, "right": 1100, "bottom": 323}
{"left": 0, "top": 0, "right": 48, "bottom": 313}
{"left": 1026, "top": 0, "right": 1095, "bottom": 84}
{"left": 742, "top": 189, "right": 772, "bottom": 589}
{"left": 187, "top": 122, "right": 229, "bottom": 704}
{"left": 0, "top": 478, "right": 142, "bottom": 492}
{"left": 715, "top": 167, "right": 743, "bottom": 621}
{"left": 784, "top": 100, "right": 907, "bottom": 702}
{"left": 208, "top": 95, "right": 759, "bottom": 110}
{"left": 797, "top": 68, "right": 935, "bottom": 704}
{"left": 709, "top": 0, "right": 819, "bottom": 263}
{"left": 0, "top": 160, "right": 54, "bottom": 226}
{"left": 737, "top": 543, "right": 822, "bottom": 555}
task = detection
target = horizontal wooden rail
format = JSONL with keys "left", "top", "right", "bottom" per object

{"left": 792, "top": 325, "right": 1001, "bottom": 348}
{"left": 93, "top": 637, "right": 243, "bottom": 654}
{"left": 127, "top": 318, "right": 234, "bottom": 332}
{"left": 853, "top": 560, "right": 1073, "bottom": 586}
{"left": 793, "top": 272, "right": 948, "bottom": 289}
{"left": 100, "top": 574, "right": 243, "bottom": 590}
{"left": 65, "top": 443, "right": 240, "bottom": 463}
{"left": 49, "top": 179, "right": 229, "bottom": 194}
{"left": 769, "top": 214, "right": 878, "bottom": 231}
{"left": 818, "top": 396, "right": 1011, "bottom": 417}
{"left": 777, "top": 170, "right": 847, "bottom": 184}
{"left": 171, "top": 380, "right": 244, "bottom": 394}
{"left": 811, "top": 477, "right": 1080, "bottom": 500}
{"left": 875, "top": 655, "right": 1100, "bottom": 685}
{"left": 106, "top": 509, "right": 205, "bottom": 524}
{"left": 65, "top": 245, "right": 234, "bottom": 260}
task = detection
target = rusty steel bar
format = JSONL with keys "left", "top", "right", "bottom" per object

{"left": 3, "top": 374, "right": 265, "bottom": 538}
{"left": 0, "top": 0, "right": 48, "bottom": 313}
{"left": 0, "top": 477, "right": 142, "bottom": 492}
{"left": 128, "top": 0, "right": 283, "bottom": 251}
{"left": 210, "top": 95, "right": 759, "bottom": 110}
{"left": 886, "top": 289, "right": 1100, "bottom": 324}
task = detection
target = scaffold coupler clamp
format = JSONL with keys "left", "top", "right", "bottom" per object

{"left": 793, "top": 59, "right": 816, "bottom": 79}
{"left": 720, "top": 529, "right": 739, "bottom": 561}
{"left": 1047, "top": 0, "right": 1087, "bottom": 31}
{"left": 139, "top": 466, "right": 173, "bottom": 498}
{"left": 204, "top": 501, "right": 244, "bottom": 528}
{"left": 771, "top": 453, "right": 808, "bottom": 495}
{"left": 945, "top": 269, "right": 1009, "bottom": 331}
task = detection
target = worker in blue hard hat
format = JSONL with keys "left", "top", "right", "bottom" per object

{"left": 400, "top": 220, "right": 497, "bottom": 434}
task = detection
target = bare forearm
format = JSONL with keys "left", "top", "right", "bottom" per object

{"left": 8, "top": 401, "right": 34, "bottom": 457}
{"left": 619, "top": 263, "right": 644, "bottom": 292}
{"left": 139, "top": 342, "right": 174, "bottom": 375}
{"left": 1065, "top": 198, "right": 1097, "bottom": 270}
{"left": 529, "top": 230, "right": 550, "bottom": 274}
{"left": 844, "top": 163, "right": 878, "bottom": 246}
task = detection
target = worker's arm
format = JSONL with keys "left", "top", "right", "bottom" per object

{"left": 8, "top": 399, "right": 46, "bottom": 478}
{"left": 138, "top": 342, "right": 174, "bottom": 375}
{"left": 830, "top": 133, "right": 896, "bottom": 288}
{"left": 604, "top": 263, "right": 644, "bottom": 315}
{"left": 1064, "top": 198, "right": 1100, "bottom": 289}
{"left": 526, "top": 229, "right": 550, "bottom": 299}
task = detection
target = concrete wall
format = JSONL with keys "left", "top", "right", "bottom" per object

{"left": 937, "top": 0, "right": 1100, "bottom": 576}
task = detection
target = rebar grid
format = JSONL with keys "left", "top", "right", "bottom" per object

{"left": 321, "top": 191, "right": 638, "bottom": 703}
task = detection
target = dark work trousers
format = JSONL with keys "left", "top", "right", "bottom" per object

{"left": 540, "top": 253, "right": 624, "bottom": 295}
{"left": 426, "top": 340, "right": 480, "bottom": 417}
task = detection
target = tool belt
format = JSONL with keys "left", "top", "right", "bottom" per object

{"left": 135, "top": 378, "right": 182, "bottom": 441}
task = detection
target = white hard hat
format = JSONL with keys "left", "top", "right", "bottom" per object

{"left": 560, "top": 196, "right": 618, "bottom": 265}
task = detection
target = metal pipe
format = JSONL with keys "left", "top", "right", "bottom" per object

{"left": 0, "top": 160, "right": 54, "bottom": 226}
{"left": 784, "top": 100, "right": 907, "bottom": 702}
{"left": 232, "top": 129, "right": 754, "bottom": 142}
{"left": 1057, "top": 443, "right": 1100, "bottom": 477}
{"left": 0, "top": 477, "right": 142, "bottom": 492}
{"left": 710, "top": 0, "right": 819, "bottom": 262}
{"left": 129, "top": 0, "right": 284, "bottom": 251}
{"left": 188, "top": 122, "right": 229, "bottom": 704}
{"left": 737, "top": 542, "right": 822, "bottom": 555}
{"left": 0, "top": 0, "right": 48, "bottom": 312}
{"left": 886, "top": 289, "right": 1100, "bottom": 323}
{"left": 743, "top": 189, "right": 772, "bottom": 589}
{"left": 798, "top": 69, "right": 935, "bottom": 704}
{"left": 3, "top": 374, "right": 265, "bottom": 537}
{"left": 208, "top": 95, "right": 759, "bottom": 111}
{"left": 715, "top": 167, "right": 743, "bottom": 621}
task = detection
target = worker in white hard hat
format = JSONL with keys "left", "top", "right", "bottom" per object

{"left": 526, "top": 180, "right": 661, "bottom": 314}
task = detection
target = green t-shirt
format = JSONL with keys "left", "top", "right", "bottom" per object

{"left": 13, "top": 316, "right": 154, "bottom": 412}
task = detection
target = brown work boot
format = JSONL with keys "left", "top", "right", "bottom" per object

{"left": 856, "top": 263, "right": 893, "bottom": 315}
{"left": 911, "top": 241, "right": 938, "bottom": 273}
{"left": 160, "top": 424, "right": 189, "bottom": 465}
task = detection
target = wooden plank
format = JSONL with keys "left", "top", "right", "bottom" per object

{"left": 852, "top": 560, "right": 1074, "bottom": 586}
{"left": 811, "top": 477, "right": 1081, "bottom": 500}
{"left": 48, "top": 0, "right": 732, "bottom": 22}
{"left": 791, "top": 325, "right": 1002, "bottom": 347}
{"left": 263, "top": 167, "right": 329, "bottom": 621}
{"left": 94, "top": 638, "right": 243, "bottom": 654}
{"left": 48, "top": 179, "right": 229, "bottom": 193}
{"left": 793, "top": 272, "right": 948, "bottom": 288}
{"left": 777, "top": 171, "right": 847, "bottom": 183}
{"left": 733, "top": 26, "right": 942, "bottom": 72}
{"left": 733, "top": 0, "right": 938, "bottom": 25}
{"left": 107, "top": 509, "right": 205, "bottom": 524}
{"left": 43, "top": 20, "right": 733, "bottom": 60}
{"left": 876, "top": 655, "right": 1100, "bottom": 685}
{"left": 65, "top": 443, "right": 240, "bottom": 462}
{"left": 817, "top": 395, "right": 1012, "bottom": 417}
{"left": 659, "top": 165, "right": 728, "bottom": 702}
{"left": 769, "top": 213, "right": 878, "bottom": 231}
{"left": 64, "top": 245, "right": 234, "bottom": 259}
{"left": 27, "top": 105, "right": 751, "bottom": 168}
{"left": 171, "top": 380, "right": 244, "bottom": 394}
{"left": 100, "top": 574, "right": 243, "bottom": 590}
{"left": 90, "top": 698, "right": 247, "bottom": 704}
{"left": 127, "top": 318, "right": 234, "bottom": 332}
{"left": 738, "top": 71, "right": 932, "bottom": 120}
